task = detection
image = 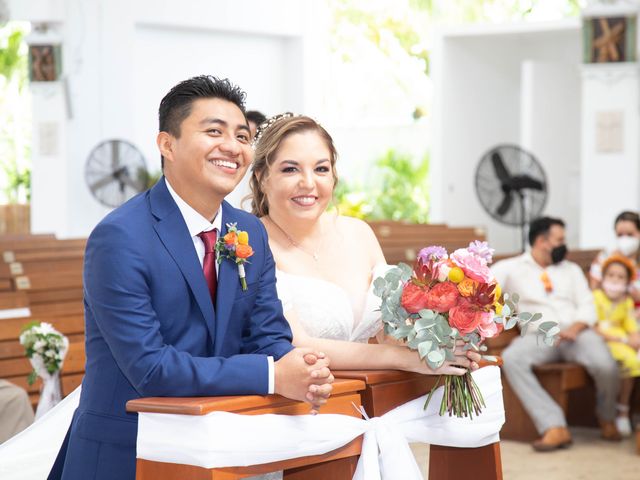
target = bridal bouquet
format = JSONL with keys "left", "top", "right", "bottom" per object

{"left": 374, "top": 241, "right": 558, "bottom": 418}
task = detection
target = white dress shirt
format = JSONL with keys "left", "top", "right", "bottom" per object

{"left": 166, "top": 179, "right": 275, "bottom": 393}
{"left": 491, "top": 252, "right": 596, "bottom": 333}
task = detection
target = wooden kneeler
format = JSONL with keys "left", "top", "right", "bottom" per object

{"left": 335, "top": 365, "right": 503, "bottom": 480}
{"left": 127, "top": 378, "right": 366, "bottom": 480}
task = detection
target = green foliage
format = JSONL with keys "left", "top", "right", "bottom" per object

{"left": 0, "top": 23, "right": 30, "bottom": 204}
{"left": 335, "top": 149, "right": 430, "bottom": 223}
{"left": 0, "top": 150, "right": 31, "bottom": 203}
{"left": 0, "top": 29, "right": 25, "bottom": 87}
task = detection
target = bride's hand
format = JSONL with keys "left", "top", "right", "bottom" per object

{"left": 407, "top": 341, "right": 481, "bottom": 376}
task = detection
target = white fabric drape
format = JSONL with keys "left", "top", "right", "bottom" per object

{"left": 137, "top": 366, "right": 504, "bottom": 480}
{"left": 0, "top": 386, "right": 81, "bottom": 480}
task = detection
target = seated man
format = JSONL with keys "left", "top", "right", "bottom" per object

{"left": 492, "top": 216, "right": 620, "bottom": 451}
{"left": 0, "top": 379, "right": 34, "bottom": 443}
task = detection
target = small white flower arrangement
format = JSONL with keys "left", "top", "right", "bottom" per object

{"left": 19, "top": 322, "right": 69, "bottom": 385}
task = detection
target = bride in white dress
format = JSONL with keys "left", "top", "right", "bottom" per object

{"left": 250, "top": 113, "right": 480, "bottom": 375}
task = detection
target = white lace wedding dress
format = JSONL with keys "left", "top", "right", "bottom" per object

{"left": 0, "top": 265, "right": 390, "bottom": 480}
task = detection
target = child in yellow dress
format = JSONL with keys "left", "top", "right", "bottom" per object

{"left": 594, "top": 255, "right": 640, "bottom": 437}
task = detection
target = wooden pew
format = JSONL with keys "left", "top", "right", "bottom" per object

{"left": 368, "top": 220, "right": 487, "bottom": 265}
{"left": 127, "top": 378, "right": 366, "bottom": 479}
{"left": 336, "top": 368, "right": 503, "bottom": 480}
{"left": 0, "top": 312, "right": 85, "bottom": 408}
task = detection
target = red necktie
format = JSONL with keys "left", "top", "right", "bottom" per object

{"left": 198, "top": 230, "right": 217, "bottom": 305}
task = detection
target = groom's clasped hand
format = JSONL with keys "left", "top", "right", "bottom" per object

{"left": 275, "top": 349, "right": 334, "bottom": 414}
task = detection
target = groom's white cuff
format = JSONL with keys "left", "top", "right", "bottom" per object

{"left": 267, "top": 356, "right": 275, "bottom": 394}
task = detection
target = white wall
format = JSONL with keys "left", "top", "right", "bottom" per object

{"left": 520, "top": 60, "right": 581, "bottom": 249}
{"left": 580, "top": 63, "right": 640, "bottom": 249}
{"left": 11, "top": 0, "right": 326, "bottom": 237}
{"left": 432, "top": 21, "right": 582, "bottom": 253}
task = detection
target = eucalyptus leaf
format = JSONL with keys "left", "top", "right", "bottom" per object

{"left": 494, "top": 316, "right": 503, "bottom": 324}
{"left": 518, "top": 312, "right": 532, "bottom": 321}
{"left": 511, "top": 293, "right": 520, "bottom": 304}
{"left": 501, "top": 304, "right": 512, "bottom": 317}
{"left": 427, "top": 349, "right": 445, "bottom": 367}
{"left": 531, "top": 313, "right": 543, "bottom": 322}
{"left": 538, "top": 321, "right": 557, "bottom": 332}
{"left": 418, "top": 340, "right": 433, "bottom": 359}
{"left": 418, "top": 309, "right": 436, "bottom": 320}
{"left": 546, "top": 326, "right": 560, "bottom": 337}
{"left": 505, "top": 317, "right": 518, "bottom": 330}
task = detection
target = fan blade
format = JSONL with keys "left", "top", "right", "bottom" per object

{"left": 491, "top": 152, "right": 511, "bottom": 183}
{"left": 496, "top": 191, "right": 513, "bottom": 217}
{"left": 90, "top": 174, "right": 115, "bottom": 192}
{"left": 111, "top": 141, "right": 120, "bottom": 170}
{"left": 119, "top": 170, "right": 143, "bottom": 191}
{"left": 510, "top": 175, "right": 544, "bottom": 191}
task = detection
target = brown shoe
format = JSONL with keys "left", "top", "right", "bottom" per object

{"left": 600, "top": 421, "right": 622, "bottom": 441}
{"left": 532, "top": 426, "right": 572, "bottom": 452}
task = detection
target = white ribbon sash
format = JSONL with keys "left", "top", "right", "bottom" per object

{"left": 137, "top": 366, "right": 505, "bottom": 479}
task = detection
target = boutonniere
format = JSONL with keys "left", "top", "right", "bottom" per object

{"left": 215, "top": 223, "right": 254, "bottom": 291}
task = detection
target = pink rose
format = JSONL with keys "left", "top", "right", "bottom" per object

{"left": 448, "top": 302, "right": 485, "bottom": 335}
{"left": 451, "top": 249, "right": 493, "bottom": 283}
{"left": 476, "top": 312, "right": 501, "bottom": 339}
{"left": 425, "top": 281, "right": 460, "bottom": 313}
{"left": 401, "top": 282, "right": 430, "bottom": 314}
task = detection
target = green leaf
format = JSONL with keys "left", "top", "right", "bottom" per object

{"left": 418, "top": 340, "right": 433, "bottom": 359}
{"left": 27, "top": 370, "right": 37, "bottom": 386}
{"left": 505, "top": 317, "right": 518, "bottom": 330}
{"left": 418, "top": 309, "right": 435, "bottom": 320}
{"left": 501, "top": 304, "right": 512, "bottom": 317}
{"left": 427, "top": 349, "right": 445, "bottom": 368}
{"left": 518, "top": 312, "right": 532, "bottom": 321}
{"left": 511, "top": 293, "right": 520, "bottom": 304}
{"left": 531, "top": 313, "right": 543, "bottom": 322}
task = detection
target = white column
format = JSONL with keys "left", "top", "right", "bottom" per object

{"left": 579, "top": 63, "right": 640, "bottom": 248}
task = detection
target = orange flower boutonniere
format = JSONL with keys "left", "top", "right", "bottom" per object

{"left": 215, "top": 223, "right": 254, "bottom": 291}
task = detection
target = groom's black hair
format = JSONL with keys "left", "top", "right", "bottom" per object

{"left": 158, "top": 75, "right": 247, "bottom": 168}
{"left": 528, "top": 216, "right": 565, "bottom": 247}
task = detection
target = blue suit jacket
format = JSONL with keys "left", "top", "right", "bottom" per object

{"left": 50, "top": 178, "right": 293, "bottom": 480}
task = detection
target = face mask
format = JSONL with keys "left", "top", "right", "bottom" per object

{"left": 551, "top": 244, "right": 567, "bottom": 264}
{"left": 602, "top": 280, "right": 628, "bottom": 299}
{"left": 617, "top": 235, "right": 640, "bottom": 256}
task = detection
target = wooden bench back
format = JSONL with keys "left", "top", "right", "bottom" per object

{"left": 367, "top": 220, "right": 487, "bottom": 265}
{"left": 0, "top": 234, "right": 87, "bottom": 408}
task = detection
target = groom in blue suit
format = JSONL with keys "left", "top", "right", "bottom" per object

{"left": 49, "top": 76, "right": 333, "bottom": 480}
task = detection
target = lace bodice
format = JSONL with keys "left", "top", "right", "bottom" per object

{"left": 275, "top": 264, "right": 391, "bottom": 343}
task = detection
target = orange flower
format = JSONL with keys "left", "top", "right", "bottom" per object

{"left": 224, "top": 232, "right": 237, "bottom": 245}
{"left": 401, "top": 282, "right": 430, "bottom": 314}
{"left": 424, "top": 281, "right": 460, "bottom": 313}
{"left": 457, "top": 278, "right": 478, "bottom": 297}
{"left": 235, "top": 244, "right": 254, "bottom": 259}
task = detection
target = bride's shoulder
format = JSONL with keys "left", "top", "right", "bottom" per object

{"left": 333, "top": 215, "right": 375, "bottom": 237}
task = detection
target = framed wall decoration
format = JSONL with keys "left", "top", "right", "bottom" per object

{"left": 28, "top": 44, "right": 62, "bottom": 82}
{"left": 583, "top": 14, "right": 637, "bottom": 63}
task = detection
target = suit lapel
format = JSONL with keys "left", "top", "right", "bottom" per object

{"left": 150, "top": 178, "right": 217, "bottom": 343}
{"left": 214, "top": 203, "right": 240, "bottom": 351}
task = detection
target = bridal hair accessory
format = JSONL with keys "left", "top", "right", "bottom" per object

{"left": 252, "top": 112, "right": 296, "bottom": 147}
{"left": 214, "top": 223, "right": 254, "bottom": 290}
{"left": 374, "top": 241, "right": 557, "bottom": 418}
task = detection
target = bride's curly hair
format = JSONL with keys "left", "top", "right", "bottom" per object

{"left": 248, "top": 115, "right": 338, "bottom": 217}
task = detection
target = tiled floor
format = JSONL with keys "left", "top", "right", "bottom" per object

{"left": 411, "top": 427, "right": 640, "bottom": 479}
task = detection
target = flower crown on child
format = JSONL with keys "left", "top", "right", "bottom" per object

{"left": 602, "top": 254, "right": 636, "bottom": 281}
